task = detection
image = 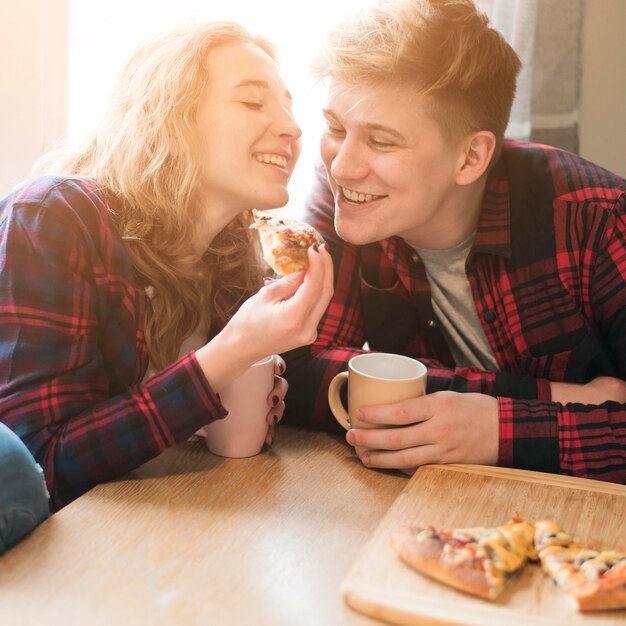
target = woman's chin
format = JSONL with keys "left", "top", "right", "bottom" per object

{"left": 252, "top": 191, "right": 290, "bottom": 211}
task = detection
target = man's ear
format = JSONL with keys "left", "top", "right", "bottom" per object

{"left": 456, "top": 131, "right": 496, "bottom": 186}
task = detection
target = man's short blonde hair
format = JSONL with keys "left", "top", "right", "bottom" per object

{"left": 315, "top": 0, "right": 522, "bottom": 156}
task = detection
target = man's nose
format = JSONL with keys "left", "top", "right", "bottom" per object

{"left": 330, "top": 137, "right": 368, "bottom": 181}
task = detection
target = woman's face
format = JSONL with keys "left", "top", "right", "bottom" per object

{"left": 196, "top": 41, "right": 302, "bottom": 220}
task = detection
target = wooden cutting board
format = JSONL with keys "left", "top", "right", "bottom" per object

{"left": 342, "top": 464, "right": 626, "bottom": 626}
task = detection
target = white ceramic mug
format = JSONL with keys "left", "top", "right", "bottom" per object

{"left": 328, "top": 353, "right": 427, "bottom": 456}
{"left": 198, "top": 355, "right": 275, "bottom": 458}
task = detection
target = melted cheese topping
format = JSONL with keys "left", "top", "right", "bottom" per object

{"left": 538, "top": 546, "right": 626, "bottom": 589}
{"left": 534, "top": 519, "right": 574, "bottom": 553}
{"left": 580, "top": 551, "right": 626, "bottom": 581}
{"left": 438, "top": 521, "right": 534, "bottom": 574}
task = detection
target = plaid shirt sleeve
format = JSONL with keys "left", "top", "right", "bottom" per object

{"left": 0, "top": 178, "right": 227, "bottom": 509}
{"left": 499, "top": 182, "right": 626, "bottom": 482}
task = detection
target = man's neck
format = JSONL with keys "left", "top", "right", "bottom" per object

{"left": 402, "top": 177, "right": 487, "bottom": 250}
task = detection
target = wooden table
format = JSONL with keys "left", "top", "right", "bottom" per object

{"left": 0, "top": 427, "right": 407, "bottom": 625}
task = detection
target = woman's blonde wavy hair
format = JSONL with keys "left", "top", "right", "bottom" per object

{"left": 315, "top": 0, "right": 521, "bottom": 159}
{"left": 35, "top": 22, "right": 276, "bottom": 370}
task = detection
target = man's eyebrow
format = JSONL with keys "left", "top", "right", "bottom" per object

{"left": 322, "top": 108, "right": 404, "bottom": 140}
{"left": 233, "top": 79, "right": 292, "bottom": 100}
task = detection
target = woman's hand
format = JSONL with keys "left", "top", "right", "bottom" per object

{"left": 264, "top": 356, "right": 288, "bottom": 446}
{"left": 196, "top": 243, "right": 333, "bottom": 392}
{"left": 232, "top": 242, "right": 334, "bottom": 357}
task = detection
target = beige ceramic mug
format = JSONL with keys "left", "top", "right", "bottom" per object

{"left": 328, "top": 353, "right": 427, "bottom": 456}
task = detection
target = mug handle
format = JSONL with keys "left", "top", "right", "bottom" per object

{"left": 328, "top": 371, "right": 350, "bottom": 430}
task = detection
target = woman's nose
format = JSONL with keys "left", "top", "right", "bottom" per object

{"left": 273, "top": 110, "right": 302, "bottom": 141}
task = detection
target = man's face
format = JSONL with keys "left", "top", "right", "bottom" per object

{"left": 320, "top": 82, "right": 467, "bottom": 248}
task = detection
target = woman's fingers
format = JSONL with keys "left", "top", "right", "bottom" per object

{"left": 309, "top": 243, "right": 334, "bottom": 318}
{"left": 263, "top": 270, "right": 305, "bottom": 300}
{"left": 273, "top": 355, "right": 286, "bottom": 376}
{"left": 294, "top": 244, "right": 332, "bottom": 312}
{"left": 267, "top": 375, "right": 288, "bottom": 406}
{"left": 265, "top": 400, "right": 285, "bottom": 427}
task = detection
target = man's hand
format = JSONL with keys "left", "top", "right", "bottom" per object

{"left": 345, "top": 391, "right": 499, "bottom": 473}
{"left": 550, "top": 376, "right": 626, "bottom": 405}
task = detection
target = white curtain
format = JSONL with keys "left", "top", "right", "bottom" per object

{"left": 476, "top": 0, "right": 583, "bottom": 152}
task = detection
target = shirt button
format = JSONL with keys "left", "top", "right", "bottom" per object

{"left": 484, "top": 311, "right": 496, "bottom": 324}
{"left": 427, "top": 319, "right": 437, "bottom": 328}
{"left": 411, "top": 252, "right": 419, "bottom": 263}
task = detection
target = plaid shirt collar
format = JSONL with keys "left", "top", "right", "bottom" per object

{"left": 473, "top": 157, "right": 512, "bottom": 259}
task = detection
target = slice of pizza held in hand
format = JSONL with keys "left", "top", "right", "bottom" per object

{"left": 250, "top": 209, "right": 325, "bottom": 276}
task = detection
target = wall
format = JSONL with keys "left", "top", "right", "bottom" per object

{"left": 579, "top": 0, "right": 626, "bottom": 176}
{"left": 0, "top": 0, "right": 67, "bottom": 195}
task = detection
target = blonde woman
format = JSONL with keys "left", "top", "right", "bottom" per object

{"left": 0, "top": 22, "right": 333, "bottom": 517}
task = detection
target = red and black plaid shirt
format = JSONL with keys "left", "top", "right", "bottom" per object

{"left": 284, "top": 140, "right": 626, "bottom": 483}
{"left": 0, "top": 177, "right": 227, "bottom": 509}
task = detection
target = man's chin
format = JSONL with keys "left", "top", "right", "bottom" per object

{"left": 335, "top": 220, "right": 379, "bottom": 246}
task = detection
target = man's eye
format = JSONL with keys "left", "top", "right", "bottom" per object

{"left": 242, "top": 102, "right": 263, "bottom": 110}
{"left": 326, "top": 124, "right": 345, "bottom": 136}
{"left": 370, "top": 138, "right": 395, "bottom": 148}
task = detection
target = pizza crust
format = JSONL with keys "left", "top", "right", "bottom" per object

{"left": 573, "top": 577, "right": 626, "bottom": 611}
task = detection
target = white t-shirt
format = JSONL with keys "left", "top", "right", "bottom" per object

{"left": 410, "top": 234, "right": 499, "bottom": 371}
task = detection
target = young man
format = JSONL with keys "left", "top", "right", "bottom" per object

{"left": 283, "top": 0, "right": 626, "bottom": 483}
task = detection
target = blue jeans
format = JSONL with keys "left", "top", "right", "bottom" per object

{"left": 0, "top": 423, "right": 50, "bottom": 554}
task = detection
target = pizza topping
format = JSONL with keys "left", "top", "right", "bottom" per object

{"left": 580, "top": 552, "right": 626, "bottom": 580}
{"left": 413, "top": 520, "right": 534, "bottom": 578}
{"left": 534, "top": 519, "right": 574, "bottom": 553}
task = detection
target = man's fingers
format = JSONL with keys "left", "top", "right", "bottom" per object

{"left": 347, "top": 422, "right": 435, "bottom": 451}
{"left": 360, "top": 445, "right": 438, "bottom": 470}
{"left": 357, "top": 395, "right": 432, "bottom": 426}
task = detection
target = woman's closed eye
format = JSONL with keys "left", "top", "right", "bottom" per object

{"left": 241, "top": 101, "right": 263, "bottom": 110}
